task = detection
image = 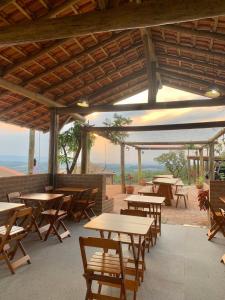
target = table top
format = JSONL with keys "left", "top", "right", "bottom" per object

{"left": 55, "top": 187, "right": 88, "bottom": 193}
{"left": 153, "top": 178, "right": 178, "bottom": 185}
{"left": 19, "top": 193, "right": 64, "bottom": 202}
{"left": 125, "top": 194, "right": 165, "bottom": 204}
{"left": 0, "top": 202, "right": 25, "bottom": 213}
{"left": 153, "top": 174, "right": 173, "bottom": 179}
{"left": 84, "top": 213, "right": 154, "bottom": 236}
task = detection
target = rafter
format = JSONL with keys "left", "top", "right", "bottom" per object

{"left": 0, "top": 0, "right": 13, "bottom": 10}
{"left": 162, "top": 24, "right": 225, "bottom": 43}
{"left": 0, "top": 78, "right": 84, "bottom": 121}
{"left": 155, "top": 40, "right": 225, "bottom": 61}
{"left": 0, "top": 1, "right": 225, "bottom": 45}
{"left": 141, "top": 28, "right": 158, "bottom": 103}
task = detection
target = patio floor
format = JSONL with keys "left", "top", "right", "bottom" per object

{"left": 0, "top": 220, "right": 224, "bottom": 300}
{"left": 107, "top": 184, "right": 208, "bottom": 227}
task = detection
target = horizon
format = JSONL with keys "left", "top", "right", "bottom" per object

{"left": 0, "top": 86, "right": 223, "bottom": 171}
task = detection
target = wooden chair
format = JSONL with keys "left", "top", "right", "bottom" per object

{"left": 175, "top": 180, "right": 184, "bottom": 193}
{"left": 7, "top": 192, "right": 22, "bottom": 203}
{"left": 127, "top": 202, "right": 159, "bottom": 244}
{"left": 79, "top": 236, "right": 134, "bottom": 300}
{"left": 113, "top": 209, "right": 150, "bottom": 283}
{"left": 175, "top": 189, "right": 188, "bottom": 208}
{"left": 41, "top": 197, "right": 71, "bottom": 243}
{"left": 207, "top": 201, "right": 225, "bottom": 241}
{"left": 76, "top": 188, "right": 98, "bottom": 222}
{"left": 0, "top": 207, "right": 33, "bottom": 275}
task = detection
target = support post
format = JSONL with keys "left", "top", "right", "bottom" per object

{"left": 187, "top": 158, "right": 191, "bottom": 185}
{"left": 48, "top": 108, "right": 59, "bottom": 187}
{"left": 209, "top": 143, "right": 215, "bottom": 180}
{"left": 199, "top": 148, "right": 204, "bottom": 177}
{"left": 137, "top": 149, "right": 142, "bottom": 184}
{"left": 28, "top": 129, "right": 35, "bottom": 174}
{"left": 120, "top": 143, "right": 126, "bottom": 193}
{"left": 81, "top": 130, "right": 88, "bottom": 174}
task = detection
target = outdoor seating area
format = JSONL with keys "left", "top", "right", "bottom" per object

{"left": 1, "top": 1, "right": 225, "bottom": 299}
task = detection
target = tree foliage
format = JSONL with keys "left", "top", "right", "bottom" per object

{"left": 58, "top": 114, "right": 131, "bottom": 174}
{"left": 58, "top": 121, "right": 95, "bottom": 174}
{"left": 102, "top": 113, "right": 132, "bottom": 144}
{"left": 154, "top": 151, "right": 187, "bottom": 179}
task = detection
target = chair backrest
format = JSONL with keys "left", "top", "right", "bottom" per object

{"left": 7, "top": 192, "right": 22, "bottom": 203}
{"left": 79, "top": 236, "right": 124, "bottom": 280}
{"left": 0, "top": 207, "right": 33, "bottom": 251}
{"left": 120, "top": 208, "right": 147, "bottom": 217}
{"left": 44, "top": 186, "right": 54, "bottom": 193}
{"left": 90, "top": 188, "right": 98, "bottom": 202}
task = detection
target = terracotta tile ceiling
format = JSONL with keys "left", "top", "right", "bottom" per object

{"left": 0, "top": 0, "right": 225, "bottom": 131}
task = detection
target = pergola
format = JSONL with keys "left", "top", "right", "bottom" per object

{"left": 0, "top": 1, "right": 225, "bottom": 185}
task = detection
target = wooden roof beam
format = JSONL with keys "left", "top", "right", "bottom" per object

{"left": 0, "top": 78, "right": 84, "bottom": 121}
{"left": 125, "top": 141, "right": 208, "bottom": 145}
{"left": 208, "top": 128, "right": 225, "bottom": 142}
{"left": 85, "top": 121, "right": 225, "bottom": 133}
{"left": 0, "top": 0, "right": 13, "bottom": 10}
{"left": 57, "top": 97, "right": 225, "bottom": 114}
{"left": 0, "top": 1, "right": 225, "bottom": 45}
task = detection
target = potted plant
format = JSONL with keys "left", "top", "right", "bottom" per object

{"left": 196, "top": 176, "right": 204, "bottom": 189}
{"left": 126, "top": 174, "right": 134, "bottom": 194}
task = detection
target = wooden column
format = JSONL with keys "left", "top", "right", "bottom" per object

{"left": 199, "top": 148, "right": 204, "bottom": 177}
{"left": 137, "top": 149, "right": 142, "bottom": 184}
{"left": 187, "top": 158, "right": 191, "bottom": 185}
{"left": 28, "top": 129, "right": 35, "bottom": 174}
{"left": 120, "top": 143, "right": 126, "bottom": 193}
{"left": 48, "top": 108, "right": 59, "bottom": 186}
{"left": 209, "top": 143, "right": 215, "bottom": 180}
{"left": 81, "top": 130, "right": 88, "bottom": 174}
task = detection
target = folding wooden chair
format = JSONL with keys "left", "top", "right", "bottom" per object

{"left": 207, "top": 201, "right": 225, "bottom": 241}
{"left": 0, "top": 207, "right": 33, "bottom": 275}
{"left": 7, "top": 192, "right": 23, "bottom": 203}
{"left": 175, "top": 189, "right": 188, "bottom": 208}
{"left": 79, "top": 236, "right": 130, "bottom": 300}
{"left": 41, "top": 197, "right": 71, "bottom": 243}
{"left": 76, "top": 188, "right": 98, "bottom": 222}
{"left": 128, "top": 202, "right": 158, "bottom": 246}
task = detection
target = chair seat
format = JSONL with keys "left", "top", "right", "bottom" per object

{"left": 87, "top": 252, "right": 128, "bottom": 275}
{"left": 0, "top": 225, "right": 24, "bottom": 236}
{"left": 175, "top": 191, "right": 187, "bottom": 196}
{"left": 41, "top": 209, "right": 67, "bottom": 217}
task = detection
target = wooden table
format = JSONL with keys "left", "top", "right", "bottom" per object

{"left": 153, "top": 174, "right": 173, "bottom": 179}
{"left": 138, "top": 186, "right": 156, "bottom": 196}
{"left": 219, "top": 196, "right": 225, "bottom": 264}
{"left": 153, "top": 178, "right": 178, "bottom": 206}
{"left": 84, "top": 213, "right": 154, "bottom": 286}
{"left": 19, "top": 193, "right": 64, "bottom": 240}
{"left": 0, "top": 202, "right": 24, "bottom": 213}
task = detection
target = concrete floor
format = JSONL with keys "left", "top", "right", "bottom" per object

{"left": 0, "top": 221, "right": 224, "bottom": 300}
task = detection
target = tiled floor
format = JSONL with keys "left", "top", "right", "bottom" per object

{"left": 0, "top": 221, "right": 224, "bottom": 300}
{"left": 107, "top": 184, "right": 208, "bottom": 226}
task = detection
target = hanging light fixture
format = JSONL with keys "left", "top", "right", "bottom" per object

{"left": 205, "top": 54, "right": 221, "bottom": 98}
{"left": 77, "top": 98, "right": 89, "bottom": 107}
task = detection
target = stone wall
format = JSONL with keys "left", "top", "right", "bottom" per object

{"left": 0, "top": 174, "right": 50, "bottom": 202}
{"left": 56, "top": 174, "right": 113, "bottom": 214}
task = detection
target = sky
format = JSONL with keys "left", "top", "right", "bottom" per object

{"left": 0, "top": 86, "right": 224, "bottom": 165}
